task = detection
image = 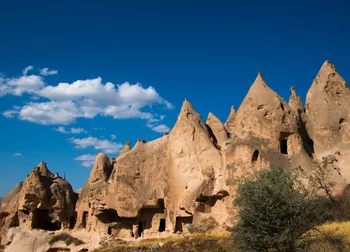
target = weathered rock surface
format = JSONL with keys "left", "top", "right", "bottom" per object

{"left": 0, "top": 162, "right": 78, "bottom": 245}
{"left": 2, "top": 60, "right": 350, "bottom": 245}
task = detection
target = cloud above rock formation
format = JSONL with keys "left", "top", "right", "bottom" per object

{"left": 70, "top": 137, "right": 123, "bottom": 154}
{"left": 1, "top": 66, "right": 172, "bottom": 131}
{"left": 74, "top": 154, "right": 95, "bottom": 167}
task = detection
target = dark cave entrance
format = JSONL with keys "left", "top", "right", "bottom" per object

{"left": 175, "top": 216, "right": 193, "bottom": 233}
{"left": 251, "top": 150, "right": 259, "bottom": 165}
{"left": 108, "top": 226, "right": 112, "bottom": 235}
{"left": 279, "top": 132, "right": 290, "bottom": 155}
{"left": 280, "top": 139, "right": 288, "bottom": 154}
{"left": 138, "top": 221, "right": 143, "bottom": 237}
{"left": 159, "top": 218, "right": 166, "bottom": 232}
{"left": 31, "top": 209, "right": 61, "bottom": 231}
{"left": 82, "top": 211, "right": 88, "bottom": 228}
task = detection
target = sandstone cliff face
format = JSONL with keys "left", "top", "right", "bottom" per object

{"left": 2, "top": 60, "right": 350, "bottom": 243}
{"left": 75, "top": 100, "right": 230, "bottom": 238}
{"left": 225, "top": 72, "right": 313, "bottom": 190}
{"left": 0, "top": 161, "right": 78, "bottom": 242}
{"left": 305, "top": 60, "right": 350, "bottom": 190}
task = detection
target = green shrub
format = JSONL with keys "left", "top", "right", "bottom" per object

{"left": 49, "top": 233, "right": 84, "bottom": 246}
{"left": 234, "top": 166, "right": 325, "bottom": 252}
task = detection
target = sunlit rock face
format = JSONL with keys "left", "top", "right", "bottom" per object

{"left": 2, "top": 60, "right": 350, "bottom": 242}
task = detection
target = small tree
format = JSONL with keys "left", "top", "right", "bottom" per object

{"left": 234, "top": 166, "right": 324, "bottom": 252}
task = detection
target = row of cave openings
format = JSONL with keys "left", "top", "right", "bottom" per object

{"left": 79, "top": 199, "right": 194, "bottom": 237}
{"left": 76, "top": 194, "right": 228, "bottom": 237}
{"left": 9, "top": 193, "right": 228, "bottom": 236}
{"left": 8, "top": 209, "right": 68, "bottom": 231}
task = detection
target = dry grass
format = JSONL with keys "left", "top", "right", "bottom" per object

{"left": 298, "top": 222, "right": 350, "bottom": 251}
{"left": 94, "top": 232, "right": 232, "bottom": 252}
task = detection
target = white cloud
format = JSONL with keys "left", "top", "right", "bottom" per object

{"left": 7, "top": 75, "right": 44, "bottom": 95}
{"left": 40, "top": 68, "right": 58, "bottom": 76}
{"left": 3, "top": 109, "right": 18, "bottom": 118}
{"left": 2, "top": 67, "right": 172, "bottom": 127}
{"left": 70, "top": 137, "right": 123, "bottom": 154}
{"left": 18, "top": 101, "right": 79, "bottom": 125}
{"left": 13, "top": 152, "right": 22, "bottom": 157}
{"left": 151, "top": 124, "right": 170, "bottom": 133}
{"left": 55, "top": 126, "right": 85, "bottom": 134}
{"left": 23, "top": 66, "right": 33, "bottom": 75}
{"left": 111, "top": 134, "right": 116, "bottom": 140}
{"left": 74, "top": 154, "right": 95, "bottom": 167}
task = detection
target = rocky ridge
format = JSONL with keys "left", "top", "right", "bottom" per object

{"left": 1, "top": 60, "right": 349, "bottom": 250}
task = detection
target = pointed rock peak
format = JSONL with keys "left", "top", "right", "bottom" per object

{"left": 180, "top": 98, "right": 196, "bottom": 113}
{"left": 119, "top": 141, "right": 131, "bottom": 156}
{"left": 252, "top": 70, "right": 268, "bottom": 89}
{"left": 225, "top": 106, "right": 236, "bottom": 133}
{"left": 321, "top": 59, "right": 337, "bottom": 72}
{"left": 290, "top": 86, "right": 297, "bottom": 97}
{"left": 206, "top": 111, "right": 223, "bottom": 126}
{"left": 225, "top": 106, "right": 236, "bottom": 121}
{"left": 36, "top": 161, "right": 53, "bottom": 177}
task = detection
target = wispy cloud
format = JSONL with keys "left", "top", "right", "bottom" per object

{"left": 150, "top": 124, "right": 170, "bottom": 133}
{"left": 111, "top": 134, "right": 116, "bottom": 140}
{"left": 40, "top": 68, "right": 58, "bottom": 76}
{"left": 23, "top": 66, "right": 33, "bottom": 76}
{"left": 55, "top": 126, "right": 86, "bottom": 134}
{"left": 74, "top": 154, "right": 95, "bottom": 167}
{"left": 13, "top": 153, "right": 22, "bottom": 157}
{"left": 70, "top": 137, "right": 123, "bottom": 154}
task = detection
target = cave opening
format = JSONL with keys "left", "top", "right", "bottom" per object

{"left": 82, "top": 211, "right": 88, "bottom": 228}
{"left": 138, "top": 221, "right": 143, "bottom": 237}
{"left": 251, "top": 150, "right": 259, "bottom": 165}
{"left": 175, "top": 216, "right": 193, "bottom": 233}
{"left": 280, "top": 139, "right": 288, "bottom": 154}
{"left": 31, "top": 209, "right": 61, "bottom": 231}
{"left": 159, "top": 219, "right": 166, "bottom": 232}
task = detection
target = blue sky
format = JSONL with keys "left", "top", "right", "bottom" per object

{"left": 1, "top": 0, "right": 350, "bottom": 196}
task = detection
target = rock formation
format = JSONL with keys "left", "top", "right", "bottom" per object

{"left": 1, "top": 60, "right": 350, "bottom": 245}
{"left": 0, "top": 161, "right": 78, "bottom": 244}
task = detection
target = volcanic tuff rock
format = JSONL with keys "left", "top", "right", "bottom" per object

{"left": 1, "top": 60, "right": 350, "bottom": 244}
{"left": 0, "top": 161, "right": 78, "bottom": 243}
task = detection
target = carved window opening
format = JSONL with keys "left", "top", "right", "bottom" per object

{"left": 82, "top": 211, "right": 88, "bottom": 228}
{"left": 159, "top": 218, "right": 166, "bottom": 232}
{"left": 252, "top": 150, "right": 259, "bottom": 165}
{"left": 175, "top": 216, "right": 193, "bottom": 233}
{"left": 280, "top": 139, "right": 288, "bottom": 154}
{"left": 138, "top": 221, "right": 143, "bottom": 237}
{"left": 108, "top": 226, "right": 112, "bottom": 235}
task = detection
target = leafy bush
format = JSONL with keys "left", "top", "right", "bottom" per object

{"left": 49, "top": 233, "right": 84, "bottom": 246}
{"left": 234, "top": 166, "right": 325, "bottom": 252}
